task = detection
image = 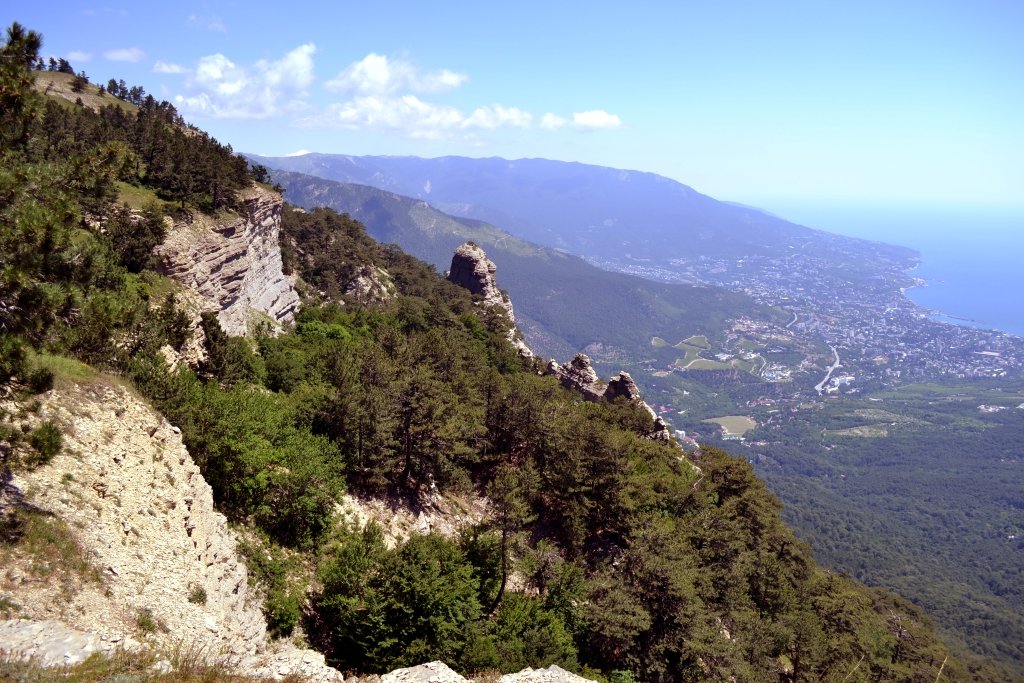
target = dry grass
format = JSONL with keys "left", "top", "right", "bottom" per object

{"left": 0, "top": 647, "right": 302, "bottom": 683}
{"left": 0, "top": 507, "right": 102, "bottom": 588}
{"left": 32, "top": 72, "right": 137, "bottom": 114}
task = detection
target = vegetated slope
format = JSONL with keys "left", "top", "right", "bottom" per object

{"left": 272, "top": 170, "right": 782, "bottom": 362}
{"left": 251, "top": 153, "right": 917, "bottom": 267}
{"left": 742, "top": 387, "right": 1024, "bottom": 676}
{"left": 1, "top": 26, "right": 1008, "bottom": 681}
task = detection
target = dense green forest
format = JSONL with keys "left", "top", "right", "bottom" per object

{"left": 0, "top": 23, "right": 1012, "bottom": 681}
{"left": 671, "top": 377, "right": 1024, "bottom": 676}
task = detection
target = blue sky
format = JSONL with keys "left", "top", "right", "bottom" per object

{"left": 10, "top": 1, "right": 1024, "bottom": 211}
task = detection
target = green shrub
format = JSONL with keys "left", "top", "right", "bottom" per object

{"left": 27, "top": 420, "right": 62, "bottom": 464}
{"left": 136, "top": 608, "right": 157, "bottom": 633}
{"left": 27, "top": 366, "right": 54, "bottom": 393}
{"left": 187, "top": 585, "right": 207, "bottom": 605}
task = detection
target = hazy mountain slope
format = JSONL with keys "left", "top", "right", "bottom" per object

{"left": 252, "top": 153, "right": 916, "bottom": 266}
{"left": 273, "top": 170, "right": 782, "bottom": 362}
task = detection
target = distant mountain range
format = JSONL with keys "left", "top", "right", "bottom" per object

{"left": 250, "top": 153, "right": 916, "bottom": 267}
{"left": 269, "top": 169, "right": 780, "bottom": 363}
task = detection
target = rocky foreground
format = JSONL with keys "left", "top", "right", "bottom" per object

{"left": 0, "top": 380, "right": 596, "bottom": 682}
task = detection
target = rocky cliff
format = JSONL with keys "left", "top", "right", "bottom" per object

{"left": 447, "top": 242, "right": 532, "bottom": 357}
{"left": 0, "top": 381, "right": 340, "bottom": 681}
{"left": 546, "top": 355, "right": 672, "bottom": 441}
{"left": 156, "top": 184, "right": 300, "bottom": 337}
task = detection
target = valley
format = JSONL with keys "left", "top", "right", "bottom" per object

{"left": 262, "top": 157, "right": 1024, "bottom": 677}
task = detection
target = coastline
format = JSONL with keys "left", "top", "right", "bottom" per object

{"left": 898, "top": 266, "right": 1020, "bottom": 339}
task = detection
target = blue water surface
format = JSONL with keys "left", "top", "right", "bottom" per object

{"left": 766, "top": 203, "right": 1024, "bottom": 338}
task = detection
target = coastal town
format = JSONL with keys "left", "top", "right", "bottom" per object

{"left": 588, "top": 234, "right": 1024, "bottom": 392}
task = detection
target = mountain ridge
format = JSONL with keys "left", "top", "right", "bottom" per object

{"left": 250, "top": 152, "right": 918, "bottom": 267}
{"left": 270, "top": 168, "right": 783, "bottom": 364}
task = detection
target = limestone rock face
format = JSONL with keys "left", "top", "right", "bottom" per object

{"left": 156, "top": 184, "right": 300, "bottom": 337}
{"left": 2, "top": 383, "right": 343, "bottom": 681}
{"left": 6, "top": 383, "right": 266, "bottom": 655}
{"left": 447, "top": 242, "right": 532, "bottom": 357}
{"left": 344, "top": 265, "right": 396, "bottom": 305}
{"left": 604, "top": 371, "right": 643, "bottom": 403}
{"left": 547, "top": 354, "right": 604, "bottom": 402}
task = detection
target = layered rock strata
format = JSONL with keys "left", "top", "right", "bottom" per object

{"left": 156, "top": 184, "right": 300, "bottom": 337}
{"left": 447, "top": 242, "right": 532, "bottom": 357}
{"left": 546, "top": 354, "right": 604, "bottom": 402}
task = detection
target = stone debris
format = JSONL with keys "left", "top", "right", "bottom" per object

{"left": 0, "top": 619, "right": 140, "bottom": 667}
{"left": 240, "top": 644, "right": 345, "bottom": 682}
{"left": 7, "top": 383, "right": 266, "bottom": 656}
{"left": 380, "top": 661, "right": 467, "bottom": 683}
{"left": 335, "top": 492, "right": 486, "bottom": 550}
{"left": 499, "top": 665, "right": 597, "bottom": 683}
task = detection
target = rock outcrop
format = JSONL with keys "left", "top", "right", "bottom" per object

{"left": 344, "top": 264, "right": 396, "bottom": 305}
{"left": 156, "top": 184, "right": 300, "bottom": 337}
{"left": 546, "top": 357, "right": 672, "bottom": 441}
{"left": 0, "top": 382, "right": 341, "bottom": 681}
{"left": 499, "top": 665, "right": 598, "bottom": 683}
{"left": 447, "top": 242, "right": 532, "bottom": 357}
{"left": 373, "top": 662, "right": 597, "bottom": 683}
{"left": 546, "top": 354, "right": 604, "bottom": 402}
{"left": 605, "top": 371, "right": 672, "bottom": 441}
{"left": 4, "top": 382, "right": 266, "bottom": 655}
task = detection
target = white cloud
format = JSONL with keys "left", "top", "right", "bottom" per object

{"left": 325, "top": 53, "right": 468, "bottom": 95}
{"left": 104, "top": 47, "right": 145, "bottom": 63}
{"left": 309, "top": 98, "right": 536, "bottom": 140}
{"left": 463, "top": 105, "right": 532, "bottom": 130}
{"left": 173, "top": 43, "right": 316, "bottom": 119}
{"left": 67, "top": 51, "right": 92, "bottom": 63}
{"left": 540, "top": 113, "right": 568, "bottom": 130}
{"left": 188, "top": 14, "right": 226, "bottom": 33}
{"left": 284, "top": 149, "right": 311, "bottom": 157}
{"left": 153, "top": 60, "right": 188, "bottom": 74}
{"left": 315, "top": 95, "right": 463, "bottom": 140}
{"left": 572, "top": 110, "right": 622, "bottom": 130}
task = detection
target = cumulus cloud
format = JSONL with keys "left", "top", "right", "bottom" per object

{"left": 67, "top": 50, "right": 92, "bottom": 63}
{"left": 325, "top": 53, "right": 467, "bottom": 95}
{"left": 314, "top": 54, "right": 538, "bottom": 139}
{"left": 540, "top": 113, "right": 568, "bottom": 130}
{"left": 310, "top": 98, "right": 539, "bottom": 139}
{"left": 104, "top": 47, "right": 145, "bottom": 63}
{"left": 463, "top": 105, "right": 532, "bottom": 130}
{"left": 314, "top": 95, "right": 461, "bottom": 139}
{"left": 572, "top": 110, "right": 622, "bottom": 130}
{"left": 153, "top": 60, "right": 188, "bottom": 74}
{"left": 173, "top": 43, "right": 316, "bottom": 119}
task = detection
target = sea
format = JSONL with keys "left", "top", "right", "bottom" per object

{"left": 767, "top": 204, "right": 1024, "bottom": 338}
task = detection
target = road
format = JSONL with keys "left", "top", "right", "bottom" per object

{"left": 815, "top": 345, "right": 840, "bottom": 394}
